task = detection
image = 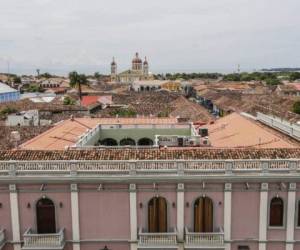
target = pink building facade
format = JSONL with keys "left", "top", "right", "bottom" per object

{"left": 0, "top": 149, "right": 299, "bottom": 250}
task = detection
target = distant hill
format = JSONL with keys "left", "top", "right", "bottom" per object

{"left": 261, "top": 68, "right": 300, "bottom": 72}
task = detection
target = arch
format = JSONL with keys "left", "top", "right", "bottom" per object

{"left": 146, "top": 86, "right": 150, "bottom": 91}
{"left": 194, "top": 196, "right": 213, "bottom": 232}
{"left": 269, "top": 197, "right": 284, "bottom": 227}
{"left": 100, "top": 138, "right": 118, "bottom": 146}
{"left": 148, "top": 196, "right": 167, "bottom": 233}
{"left": 36, "top": 197, "right": 56, "bottom": 234}
{"left": 138, "top": 137, "right": 154, "bottom": 146}
{"left": 140, "top": 86, "right": 145, "bottom": 91}
{"left": 120, "top": 138, "right": 136, "bottom": 146}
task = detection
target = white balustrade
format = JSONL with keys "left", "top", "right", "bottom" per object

{"left": 138, "top": 228, "right": 177, "bottom": 246}
{"left": 0, "top": 159, "right": 298, "bottom": 177}
{"left": 23, "top": 228, "right": 65, "bottom": 249}
{"left": 0, "top": 229, "right": 5, "bottom": 247}
{"left": 185, "top": 227, "right": 224, "bottom": 247}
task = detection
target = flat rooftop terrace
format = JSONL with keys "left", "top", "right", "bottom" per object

{"left": 20, "top": 117, "right": 179, "bottom": 150}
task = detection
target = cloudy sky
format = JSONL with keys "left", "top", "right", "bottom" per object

{"left": 0, "top": 0, "right": 299, "bottom": 75}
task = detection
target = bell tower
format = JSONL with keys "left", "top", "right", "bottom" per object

{"left": 143, "top": 57, "right": 149, "bottom": 77}
{"left": 111, "top": 57, "right": 117, "bottom": 82}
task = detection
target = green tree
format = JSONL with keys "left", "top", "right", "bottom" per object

{"left": 265, "top": 78, "right": 281, "bottom": 86}
{"left": 292, "top": 101, "right": 300, "bottom": 114}
{"left": 289, "top": 72, "right": 300, "bottom": 82}
{"left": 69, "top": 71, "right": 87, "bottom": 100}
{"left": 12, "top": 76, "right": 21, "bottom": 84}
{"left": 63, "top": 96, "right": 76, "bottom": 105}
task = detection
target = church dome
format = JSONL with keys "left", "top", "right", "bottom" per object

{"left": 132, "top": 52, "right": 142, "bottom": 63}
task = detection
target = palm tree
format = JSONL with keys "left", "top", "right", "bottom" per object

{"left": 94, "top": 72, "right": 101, "bottom": 80}
{"left": 69, "top": 71, "right": 87, "bottom": 101}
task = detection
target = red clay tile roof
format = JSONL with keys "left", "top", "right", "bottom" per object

{"left": 81, "top": 96, "right": 101, "bottom": 107}
{"left": 0, "top": 148, "right": 299, "bottom": 161}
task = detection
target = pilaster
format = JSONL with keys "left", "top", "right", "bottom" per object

{"left": 259, "top": 183, "right": 268, "bottom": 250}
{"left": 286, "top": 183, "right": 296, "bottom": 250}
{"left": 129, "top": 184, "right": 138, "bottom": 250}
{"left": 177, "top": 183, "right": 185, "bottom": 242}
{"left": 9, "top": 184, "right": 21, "bottom": 250}
{"left": 71, "top": 184, "right": 80, "bottom": 250}
{"left": 224, "top": 183, "right": 232, "bottom": 250}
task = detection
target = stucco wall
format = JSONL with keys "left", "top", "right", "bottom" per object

{"left": 231, "top": 184, "right": 260, "bottom": 240}
{"left": 78, "top": 185, "right": 130, "bottom": 239}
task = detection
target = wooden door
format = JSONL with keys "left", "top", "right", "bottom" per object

{"left": 36, "top": 198, "right": 56, "bottom": 234}
{"left": 194, "top": 197, "right": 213, "bottom": 232}
{"left": 148, "top": 197, "right": 167, "bottom": 232}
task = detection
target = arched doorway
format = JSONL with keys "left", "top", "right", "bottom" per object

{"left": 138, "top": 138, "right": 154, "bottom": 146}
{"left": 194, "top": 197, "right": 213, "bottom": 232}
{"left": 120, "top": 138, "right": 136, "bottom": 146}
{"left": 36, "top": 198, "right": 56, "bottom": 234}
{"left": 148, "top": 197, "right": 167, "bottom": 233}
{"left": 100, "top": 138, "right": 118, "bottom": 146}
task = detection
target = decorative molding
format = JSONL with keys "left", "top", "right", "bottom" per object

{"left": 129, "top": 183, "right": 136, "bottom": 191}
{"left": 224, "top": 183, "right": 232, "bottom": 191}
{"left": 177, "top": 183, "right": 184, "bottom": 191}
{"left": 70, "top": 184, "right": 78, "bottom": 192}
{"left": 289, "top": 183, "right": 296, "bottom": 191}
{"left": 9, "top": 184, "right": 17, "bottom": 192}
{"left": 261, "top": 183, "right": 268, "bottom": 191}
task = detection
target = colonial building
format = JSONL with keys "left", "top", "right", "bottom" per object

{"left": 0, "top": 115, "right": 300, "bottom": 250}
{"left": 111, "top": 53, "right": 152, "bottom": 83}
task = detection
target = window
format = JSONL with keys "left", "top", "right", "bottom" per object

{"left": 269, "top": 197, "right": 284, "bottom": 227}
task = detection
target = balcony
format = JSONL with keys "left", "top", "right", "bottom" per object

{"left": 22, "top": 228, "right": 65, "bottom": 250}
{"left": 185, "top": 227, "right": 224, "bottom": 249}
{"left": 138, "top": 228, "right": 177, "bottom": 249}
{"left": 0, "top": 229, "right": 5, "bottom": 249}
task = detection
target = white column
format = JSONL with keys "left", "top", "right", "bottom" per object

{"left": 71, "top": 184, "right": 80, "bottom": 250}
{"left": 9, "top": 184, "right": 21, "bottom": 250}
{"left": 177, "top": 183, "right": 185, "bottom": 242}
{"left": 224, "top": 183, "right": 232, "bottom": 250}
{"left": 286, "top": 183, "right": 296, "bottom": 250}
{"left": 259, "top": 183, "right": 268, "bottom": 250}
{"left": 129, "top": 183, "right": 138, "bottom": 250}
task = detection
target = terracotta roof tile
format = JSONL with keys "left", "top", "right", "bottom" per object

{"left": 0, "top": 148, "right": 299, "bottom": 161}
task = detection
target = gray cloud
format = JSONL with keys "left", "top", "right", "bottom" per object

{"left": 0, "top": 0, "right": 299, "bottom": 75}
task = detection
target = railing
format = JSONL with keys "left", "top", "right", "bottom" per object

{"left": 0, "top": 159, "right": 299, "bottom": 178}
{"left": 139, "top": 228, "right": 177, "bottom": 246}
{"left": 23, "top": 228, "right": 65, "bottom": 249}
{"left": 185, "top": 227, "right": 224, "bottom": 247}
{"left": 257, "top": 112, "right": 300, "bottom": 141}
{"left": 0, "top": 229, "right": 5, "bottom": 248}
